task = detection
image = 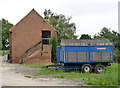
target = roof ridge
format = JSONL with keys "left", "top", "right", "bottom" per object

{"left": 9, "top": 9, "right": 57, "bottom": 32}
{"left": 33, "top": 9, "right": 57, "bottom": 32}
{"left": 9, "top": 9, "right": 34, "bottom": 32}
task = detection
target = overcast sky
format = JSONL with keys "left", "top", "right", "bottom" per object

{"left": 0, "top": 0, "right": 119, "bottom": 38}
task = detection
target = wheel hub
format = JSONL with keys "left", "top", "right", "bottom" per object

{"left": 97, "top": 67, "right": 103, "bottom": 72}
{"left": 84, "top": 66, "right": 90, "bottom": 72}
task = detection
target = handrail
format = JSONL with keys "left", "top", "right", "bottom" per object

{"left": 20, "top": 41, "right": 42, "bottom": 64}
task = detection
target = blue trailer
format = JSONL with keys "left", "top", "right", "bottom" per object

{"left": 46, "top": 39, "right": 113, "bottom": 73}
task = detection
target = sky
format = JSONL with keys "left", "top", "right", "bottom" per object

{"left": 0, "top": 0, "right": 119, "bottom": 38}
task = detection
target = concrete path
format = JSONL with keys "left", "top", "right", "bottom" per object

{"left": 0, "top": 56, "right": 74, "bottom": 86}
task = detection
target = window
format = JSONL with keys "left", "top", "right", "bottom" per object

{"left": 42, "top": 31, "right": 51, "bottom": 45}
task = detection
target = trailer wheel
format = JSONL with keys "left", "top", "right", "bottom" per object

{"left": 95, "top": 64, "right": 105, "bottom": 73}
{"left": 81, "top": 64, "right": 92, "bottom": 73}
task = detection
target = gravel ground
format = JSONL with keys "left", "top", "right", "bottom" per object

{"left": 1, "top": 56, "right": 76, "bottom": 86}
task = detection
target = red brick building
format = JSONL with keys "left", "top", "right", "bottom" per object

{"left": 9, "top": 9, "right": 57, "bottom": 63}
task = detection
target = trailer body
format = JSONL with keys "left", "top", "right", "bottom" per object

{"left": 57, "top": 39, "right": 113, "bottom": 64}
{"left": 47, "top": 39, "right": 113, "bottom": 73}
{"left": 57, "top": 46, "right": 113, "bottom": 64}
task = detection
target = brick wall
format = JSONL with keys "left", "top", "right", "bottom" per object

{"left": 23, "top": 45, "right": 51, "bottom": 63}
{"left": 9, "top": 9, "right": 57, "bottom": 63}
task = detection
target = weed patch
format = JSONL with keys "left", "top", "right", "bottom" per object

{"left": 22, "top": 63, "right": 119, "bottom": 86}
{"left": 84, "top": 63, "right": 119, "bottom": 86}
{"left": 1, "top": 50, "right": 9, "bottom": 56}
{"left": 53, "top": 74, "right": 66, "bottom": 78}
{"left": 22, "top": 63, "right": 54, "bottom": 69}
{"left": 24, "top": 75, "right": 32, "bottom": 78}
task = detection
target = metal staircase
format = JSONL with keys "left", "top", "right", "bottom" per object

{"left": 20, "top": 41, "right": 43, "bottom": 64}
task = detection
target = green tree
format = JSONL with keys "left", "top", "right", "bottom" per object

{"left": 93, "top": 27, "right": 119, "bottom": 62}
{"left": 43, "top": 9, "right": 78, "bottom": 44}
{"left": 79, "top": 34, "right": 91, "bottom": 39}
{"left": 93, "top": 27, "right": 119, "bottom": 48}
{"left": 1, "top": 18, "right": 13, "bottom": 50}
{"left": 51, "top": 36, "right": 58, "bottom": 63}
{"left": 118, "top": 33, "right": 120, "bottom": 51}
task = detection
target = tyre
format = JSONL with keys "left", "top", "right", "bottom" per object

{"left": 81, "top": 64, "right": 92, "bottom": 73}
{"left": 94, "top": 64, "right": 105, "bottom": 73}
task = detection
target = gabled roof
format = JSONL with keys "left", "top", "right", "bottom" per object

{"left": 9, "top": 9, "right": 57, "bottom": 32}
{"left": 60, "top": 39, "right": 113, "bottom": 46}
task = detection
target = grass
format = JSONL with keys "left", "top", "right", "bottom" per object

{"left": 53, "top": 74, "right": 66, "bottom": 78}
{"left": 0, "top": 50, "right": 2, "bottom": 55}
{"left": 37, "top": 69, "right": 63, "bottom": 75}
{"left": 0, "top": 50, "right": 9, "bottom": 56}
{"left": 24, "top": 75, "right": 32, "bottom": 78}
{"left": 84, "top": 63, "right": 119, "bottom": 86}
{"left": 22, "top": 63, "right": 119, "bottom": 86}
{"left": 22, "top": 63, "right": 46, "bottom": 69}
{"left": 22, "top": 63, "right": 54, "bottom": 69}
